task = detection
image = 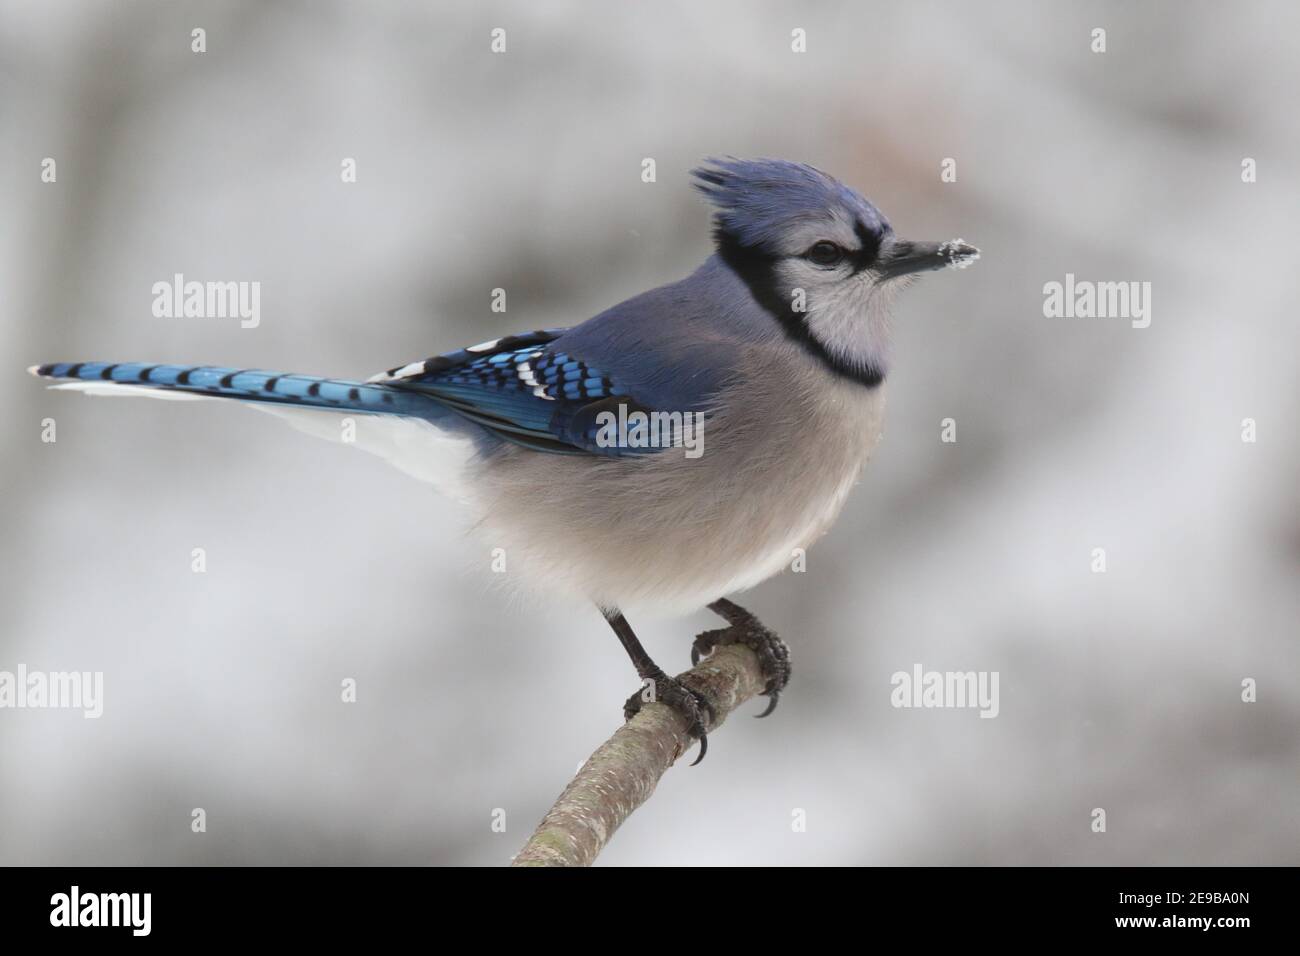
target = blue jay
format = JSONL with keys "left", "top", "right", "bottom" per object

{"left": 31, "top": 159, "right": 978, "bottom": 761}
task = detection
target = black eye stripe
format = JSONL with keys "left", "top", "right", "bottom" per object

{"left": 853, "top": 221, "right": 883, "bottom": 269}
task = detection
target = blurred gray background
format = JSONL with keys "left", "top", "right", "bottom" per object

{"left": 2, "top": 0, "right": 1296, "bottom": 866}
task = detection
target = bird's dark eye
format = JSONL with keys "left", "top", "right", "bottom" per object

{"left": 806, "top": 241, "right": 844, "bottom": 267}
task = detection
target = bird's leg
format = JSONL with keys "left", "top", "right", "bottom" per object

{"left": 691, "top": 598, "right": 792, "bottom": 718}
{"left": 603, "top": 607, "right": 716, "bottom": 765}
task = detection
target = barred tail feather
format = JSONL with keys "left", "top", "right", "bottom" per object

{"left": 29, "top": 361, "right": 481, "bottom": 502}
{"left": 29, "top": 361, "right": 434, "bottom": 416}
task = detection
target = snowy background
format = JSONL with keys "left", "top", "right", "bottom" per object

{"left": 2, "top": 0, "right": 1296, "bottom": 865}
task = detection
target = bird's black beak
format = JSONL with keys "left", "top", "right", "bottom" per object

{"left": 880, "top": 237, "right": 980, "bottom": 278}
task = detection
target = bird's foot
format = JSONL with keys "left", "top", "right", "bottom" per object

{"left": 693, "top": 598, "right": 792, "bottom": 718}
{"left": 623, "top": 668, "right": 716, "bottom": 765}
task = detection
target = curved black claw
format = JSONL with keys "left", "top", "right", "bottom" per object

{"left": 624, "top": 670, "right": 716, "bottom": 765}
{"left": 692, "top": 598, "right": 792, "bottom": 717}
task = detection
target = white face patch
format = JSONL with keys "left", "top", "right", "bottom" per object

{"left": 805, "top": 271, "right": 898, "bottom": 375}
{"left": 772, "top": 257, "right": 896, "bottom": 377}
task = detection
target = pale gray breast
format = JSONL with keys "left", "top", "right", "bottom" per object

{"left": 467, "top": 340, "right": 886, "bottom": 613}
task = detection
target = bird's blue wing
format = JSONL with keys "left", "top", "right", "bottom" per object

{"left": 375, "top": 262, "right": 754, "bottom": 456}
{"left": 374, "top": 329, "right": 700, "bottom": 456}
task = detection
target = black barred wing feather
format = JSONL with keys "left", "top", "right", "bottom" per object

{"left": 371, "top": 330, "right": 673, "bottom": 456}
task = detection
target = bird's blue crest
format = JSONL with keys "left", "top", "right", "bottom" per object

{"left": 692, "top": 157, "right": 889, "bottom": 253}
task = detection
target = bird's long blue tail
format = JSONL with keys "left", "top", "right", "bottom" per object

{"left": 29, "top": 361, "right": 438, "bottom": 417}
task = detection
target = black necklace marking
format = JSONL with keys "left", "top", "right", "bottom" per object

{"left": 716, "top": 235, "right": 885, "bottom": 389}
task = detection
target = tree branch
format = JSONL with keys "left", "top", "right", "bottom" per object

{"left": 511, "top": 642, "right": 766, "bottom": 867}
